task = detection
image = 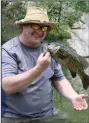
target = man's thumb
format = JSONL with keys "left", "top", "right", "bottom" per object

{"left": 80, "top": 94, "right": 89, "bottom": 99}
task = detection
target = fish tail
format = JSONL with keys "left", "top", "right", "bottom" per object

{"left": 82, "top": 74, "right": 89, "bottom": 90}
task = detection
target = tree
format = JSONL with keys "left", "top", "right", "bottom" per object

{"left": 1, "top": 0, "right": 89, "bottom": 44}
{"left": 1, "top": 0, "right": 26, "bottom": 44}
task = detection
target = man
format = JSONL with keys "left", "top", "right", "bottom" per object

{"left": 2, "top": 7, "right": 88, "bottom": 123}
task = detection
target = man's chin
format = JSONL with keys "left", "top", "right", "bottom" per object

{"left": 33, "top": 39, "right": 42, "bottom": 43}
{"left": 30, "top": 41, "right": 41, "bottom": 47}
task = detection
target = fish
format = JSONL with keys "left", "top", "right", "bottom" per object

{"left": 45, "top": 43, "right": 89, "bottom": 90}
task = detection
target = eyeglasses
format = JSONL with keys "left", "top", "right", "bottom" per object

{"left": 30, "top": 23, "right": 50, "bottom": 32}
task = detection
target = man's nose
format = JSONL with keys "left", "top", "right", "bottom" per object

{"left": 37, "top": 29, "right": 44, "bottom": 36}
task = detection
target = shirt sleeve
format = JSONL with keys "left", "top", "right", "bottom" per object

{"left": 51, "top": 59, "right": 65, "bottom": 81}
{"left": 2, "top": 49, "right": 18, "bottom": 78}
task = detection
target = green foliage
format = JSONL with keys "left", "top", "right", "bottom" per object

{"left": 45, "top": 23, "right": 71, "bottom": 43}
{"left": 1, "top": 0, "right": 89, "bottom": 45}
{"left": 1, "top": 1, "right": 26, "bottom": 44}
{"left": 63, "top": 11, "right": 82, "bottom": 27}
{"left": 72, "top": 1, "right": 89, "bottom": 13}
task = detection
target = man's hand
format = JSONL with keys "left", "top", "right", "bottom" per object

{"left": 71, "top": 94, "right": 89, "bottom": 111}
{"left": 36, "top": 52, "right": 51, "bottom": 72}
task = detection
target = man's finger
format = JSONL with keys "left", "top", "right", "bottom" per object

{"left": 39, "top": 53, "right": 44, "bottom": 58}
{"left": 81, "top": 95, "right": 89, "bottom": 99}
{"left": 45, "top": 52, "right": 50, "bottom": 56}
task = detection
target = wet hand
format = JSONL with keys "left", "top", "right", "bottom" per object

{"left": 36, "top": 52, "right": 51, "bottom": 72}
{"left": 71, "top": 94, "right": 89, "bottom": 111}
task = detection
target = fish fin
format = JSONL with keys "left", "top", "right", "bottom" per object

{"left": 55, "top": 60, "right": 59, "bottom": 66}
{"left": 69, "top": 47, "right": 77, "bottom": 54}
{"left": 82, "top": 74, "right": 89, "bottom": 90}
{"left": 79, "top": 55, "right": 89, "bottom": 69}
{"left": 69, "top": 70, "right": 76, "bottom": 78}
{"left": 69, "top": 47, "right": 89, "bottom": 69}
{"left": 42, "top": 44, "right": 48, "bottom": 56}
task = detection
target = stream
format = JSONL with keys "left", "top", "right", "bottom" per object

{"left": 53, "top": 13, "right": 89, "bottom": 123}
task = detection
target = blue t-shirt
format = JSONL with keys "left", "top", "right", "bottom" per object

{"left": 2, "top": 36, "right": 65, "bottom": 118}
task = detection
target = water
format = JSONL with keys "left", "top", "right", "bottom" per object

{"left": 53, "top": 67, "right": 89, "bottom": 123}
{"left": 52, "top": 13, "right": 89, "bottom": 123}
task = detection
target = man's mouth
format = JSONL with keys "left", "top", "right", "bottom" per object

{"left": 34, "top": 34, "right": 40, "bottom": 38}
{"left": 32, "top": 32, "right": 43, "bottom": 38}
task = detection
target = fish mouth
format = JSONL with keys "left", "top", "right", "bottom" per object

{"left": 47, "top": 45, "right": 60, "bottom": 55}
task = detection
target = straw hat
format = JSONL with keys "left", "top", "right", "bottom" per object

{"left": 15, "top": 7, "right": 57, "bottom": 29}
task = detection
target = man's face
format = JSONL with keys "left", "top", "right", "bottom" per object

{"left": 22, "top": 23, "right": 50, "bottom": 47}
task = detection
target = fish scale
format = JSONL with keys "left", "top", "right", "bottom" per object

{"left": 46, "top": 43, "right": 89, "bottom": 90}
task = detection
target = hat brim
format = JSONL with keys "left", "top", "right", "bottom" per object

{"left": 14, "top": 20, "right": 57, "bottom": 29}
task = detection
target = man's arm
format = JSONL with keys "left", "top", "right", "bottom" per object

{"left": 53, "top": 79, "right": 79, "bottom": 101}
{"left": 2, "top": 52, "right": 51, "bottom": 95}
{"left": 53, "top": 79, "right": 88, "bottom": 110}
{"left": 2, "top": 66, "right": 44, "bottom": 95}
